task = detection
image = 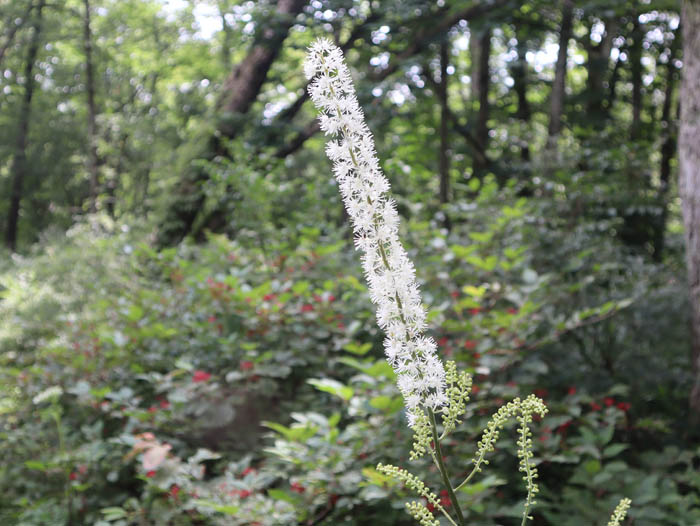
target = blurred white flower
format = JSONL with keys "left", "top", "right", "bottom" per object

{"left": 32, "top": 385, "right": 63, "bottom": 405}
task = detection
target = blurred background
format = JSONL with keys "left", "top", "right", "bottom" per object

{"left": 1, "top": 0, "right": 699, "bottom": 525}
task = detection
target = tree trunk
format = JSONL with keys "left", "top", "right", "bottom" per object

{"left": 470, "top": 27, "right": 491, "bottom": 179}
{"left": 216, "top": 0, "right": 305, "bottom": 139}
{"left": 5, "top": 0, "right": 44, "bottom": 251}
{"left": 679, "top": 0, "right": 700, "bottom": 425}
{"left": 438, "top": 39, "right": 451, "bottom": 230}
{"left": 511, "top": 30, "right": 531, "bottom": 162}
{"left": 83, "top": 0, "right": 100, "bottom": 212}
{"left": 607, "top": 45, "right": 623, "bottom": 112}
{"left": 585, "top": 19, "right": 616, "bottom": 122}
{"left": 549, "top": 0, "right": 573, "bottom": 138}
{"left": 630, "top": 18, "right": 643, "bottom": 139}
{"left": 157, "top": 0, "right": 306, "bottom": 245}
{"left": 653, "top": 29, "right": 680, "bottom": 261}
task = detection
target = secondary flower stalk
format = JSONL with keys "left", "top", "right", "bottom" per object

{"left": 304, "top": 38, "right": 446, "bottom": 423}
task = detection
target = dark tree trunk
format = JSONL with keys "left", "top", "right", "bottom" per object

{"left": 680, "top": 0, "right": 700, "bottom": 426}
{"left": 438, "top": 39, "right": 450, "bottom": 230}
{"left": 106, "top": 132, "right": 128, "bottom": 219}
{"left": 548, "top": 0, "right": 573, "bottom": 138}
{"left": 5, "top": 0, "right": 44, "bottom": 251}
{"left": 585, "top": 19, "right": 616, "bottom": 122}
{"left": 653, "top": 30, "right": 680, "bottom": 261}
{"left": 216, "top": 0, "right": 305, "bottom": 139}
{"left": 157, "top": 0, "right": 306, "bottom": 246}
{"left": 511, "top": 30, "right": 531, "bottom": 162}
{"left": 630, "top": 18, "right": 643, "bottom": 138}
{"left": 83, "top": 0, "right": 100, "bottom": 212}
{"left": 607, "top": 45, "right": 623, "bottom": 112}
{"left": 471, "top": 27, "right": 491, "bottom": 179}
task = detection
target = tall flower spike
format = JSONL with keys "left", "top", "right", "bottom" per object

{"left": 305, "top": 38, "right": 447, "bottom": 422}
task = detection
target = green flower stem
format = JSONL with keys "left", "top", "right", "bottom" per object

{"left": 520, "top": 445, "right": 534, "bottom": 526}
{"left": 428, "top": 408, "right": 465, "bottom": 526}
{"left": 454, "top": 448, "right": 488, "bottom": 491}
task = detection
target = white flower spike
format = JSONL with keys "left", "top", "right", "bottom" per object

{"left": 305, "top": 38, "right": 447, "bottom": 422}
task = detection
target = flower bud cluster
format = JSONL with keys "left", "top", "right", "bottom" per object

{"left": 517, "top": 395, "right": 548, "bottom": 523}
{"left": 471, "top": 395, "right": 547, "bottom": 479}
{"left": 377, "top": 463, "right": 444, "bottom": 515}
{"left": 441, "top": 361, "right": 473, "bottom": 436}
{"left": 607, "top": 498, "right": 632, "bottom": 526}
{"left": 409, "top": 409, "right": 432, "bottom": 460}
{"left": 405, "top": 501, "right": 440, "bottom": 526}
{"left": 305, "top": 38, "right": 446, "bottom": 420}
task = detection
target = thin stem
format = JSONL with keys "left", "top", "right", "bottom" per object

{"left": 454, "top": 451, "right": 486, "bottom": 491}
{"left": 428, "top": 408, "right": 466, "bottom": 526}
{"left": 520, "top": 426, "right": 534, "bottom": 526}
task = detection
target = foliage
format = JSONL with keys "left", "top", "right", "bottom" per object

{"left": 1, "top": 171, "right": 697, "bottom": 524}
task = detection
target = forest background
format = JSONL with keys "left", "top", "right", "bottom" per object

{"left": 1, "top": 0, "right": 700, "bottom": 524}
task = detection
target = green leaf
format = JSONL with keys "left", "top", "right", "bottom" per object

{"left": 343, "top": 342, "right": 372, "bottom": 355}
{"left": 292, "top": 281, "right": 310, "bottom": 294}
{"left": 362, "top": 466, "right": 392, "bottom": 486}
{"left": 24, "top": 460, "right": 47, "bottom": 471}
{"left": 465, "top": 255, "right": 498, "bottom": 271}
{"left": 369, "top": 395, "right": 403, "bottom": 413}
{"left": 603, "top": 443, "right": 628, "bottom": 458}
{"left": 101, "top": 507, "right": 127, "bottom": 520}
{"left": 463, "top": 285, "right": 486, "bottom": 298}
{"left": 268, "top": 489, "right": 301, "bottom": 505}
{"left": 469, "top": 231, "right": 493, "bottom": 243}
{"left": 450, "top": 244, "right": 477, "bottom": 258}
{"left": 126, "top": 305, "right": 143, "bottom": 322}
{"left": 583, "top": 459, "right": 601, "bottom": 474}
{"left": 193, "top": 500, "right": 240, "bottom": 515}
{"left": 458, "top": 475, "right": 507, "bottom": 495}
{"left": 263, "top": 420, "right": 318, "bottom": 442}
{"left": 307, "top": 378, "right": 353, "bottom": 401}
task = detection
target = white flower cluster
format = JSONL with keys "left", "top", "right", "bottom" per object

{"left": 305, "top": 39, "right": 446, "bottom": 422}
